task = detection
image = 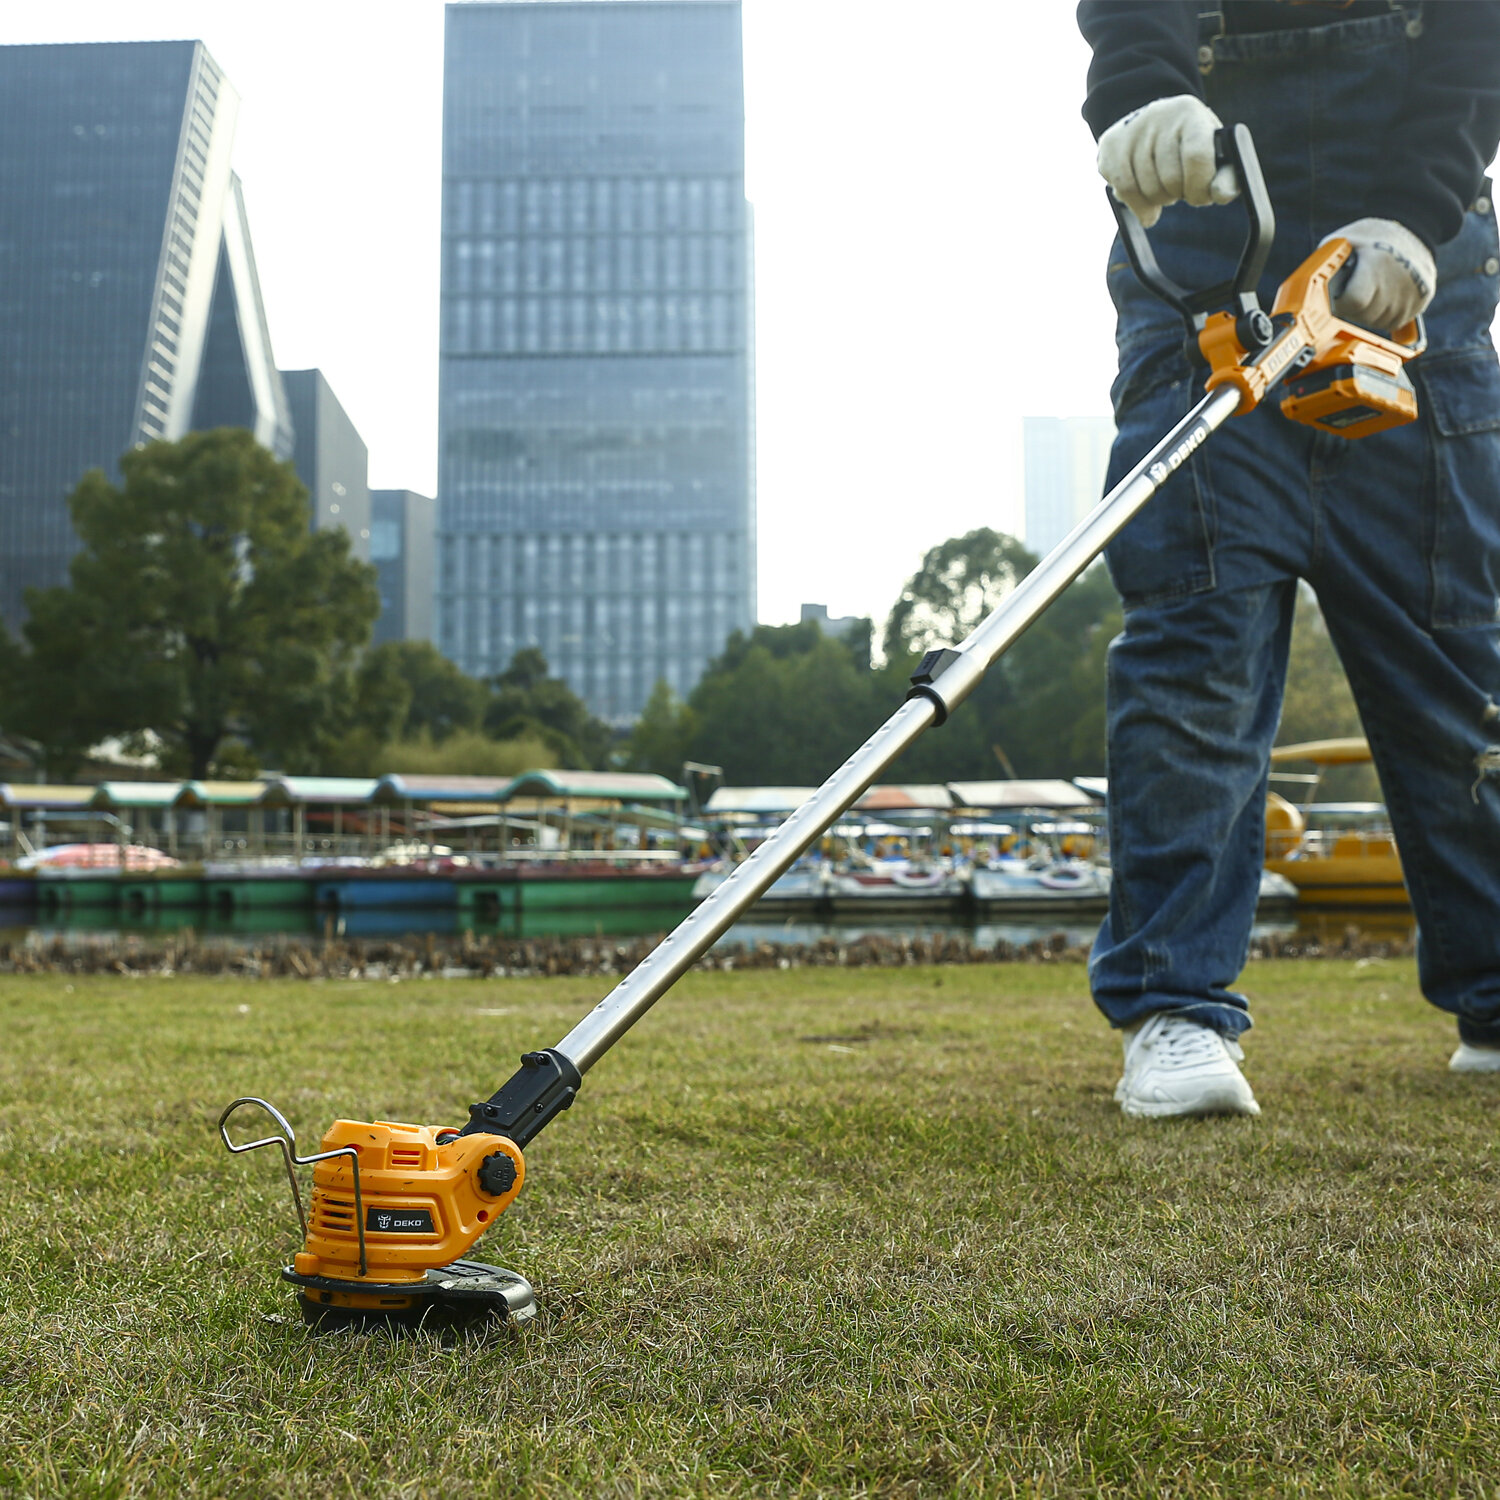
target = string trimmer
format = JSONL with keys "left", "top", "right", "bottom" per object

{"left": 220, "top": 126, "right": 1425, "bottom": 1328}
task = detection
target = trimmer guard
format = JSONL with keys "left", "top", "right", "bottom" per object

{"left": 285, "top": 1258, "right": 537, "bottom": 1330}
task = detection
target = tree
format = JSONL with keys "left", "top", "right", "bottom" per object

{"left": 680, "top": 623, "right": 887, "bottom": 784}
{"left": 5, "top": 428, "right": 379, "bottom": 779}
{"left": 625, "top": 679, "right": 697, "bottom": 779}
{"left": 884, "top": 528, "right": 1038, "bottom": 660}
{"left": 371, "top": 728, "right": 557, "bottom": 778}
{"left": 658, "top": 532, "right": 1123, "bottom": 788}
{"left": 484, "top": 647, "right": 614, "bottom": 769}
{"left": 876, "top": 529, "right": 1120, "bottom": 781}
{"left": 366, "top": 640, "right": 487, "bottom": 743}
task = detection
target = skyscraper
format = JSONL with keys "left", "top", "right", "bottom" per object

{"left": 0, "top": 40, "right": 292, "bottom": 626}
{"left": 438, "top": 0, "right": 755, "bottom": 722}
{"left": 282, "top": 369, "right": 373, "bottom": 563}
{"left": 1022, "top": 415, "right": 1116, "bottom": 559}
{"left": 370, "top": 489, "right": 436, "bottom": 645}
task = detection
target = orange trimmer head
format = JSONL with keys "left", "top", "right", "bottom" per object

{"left": 222, "top": 1050, "right": 578, "bottom": 1329}
{"left": 221, "top": 1100, "right": 540, "bottom": 1328}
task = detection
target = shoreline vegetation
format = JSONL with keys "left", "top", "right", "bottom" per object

{"left": 0, "top": 922, "right": 1416, "bottom": 980}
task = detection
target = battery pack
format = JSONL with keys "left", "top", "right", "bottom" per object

{"left": 1279, "top": 359, "right": 1417, "bottom": 439}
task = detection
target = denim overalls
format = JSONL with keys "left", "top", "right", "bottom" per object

{"left": 1091, "top": 4, "right": 1500, "bottom": 1044}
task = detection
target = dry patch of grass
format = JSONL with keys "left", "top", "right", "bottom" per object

{"left": 1, "top": 961, "right": 1497, "bottom": 1497}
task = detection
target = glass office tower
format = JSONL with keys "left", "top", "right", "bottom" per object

{"left": 439, "top": 0, "right": 755, "bottom": 722}
{"left": 0, "top": 41, "right": 291, "bottom": 626}
{"left": 281, "top": 369, "right": 373, "bottom": 562}
{"left": 1022, "top": 416, "right": 1116, "bottom": 559}
{"left": 371, "top": 489, "right": 436, "bottom": 645}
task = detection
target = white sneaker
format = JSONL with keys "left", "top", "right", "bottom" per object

{"left": 1115, "top": 1012, "right": 1261, "bottom": 1119}
{"left": 1450, "top": 1042, "right": 1500, "bottom": 1073}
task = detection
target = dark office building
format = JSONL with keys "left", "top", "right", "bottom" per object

{"left": 371, "top": 488, "right": 436, "bottom": 644}
{"left": 438, "top": 0, "right": 755, "bottom": 722}
{"left": 0, "top": 40, "right": 292, "bottom": 626}
{"left": 281, "top": 369, "right": 371, "bottom": 562}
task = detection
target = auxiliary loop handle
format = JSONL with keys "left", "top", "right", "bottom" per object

{"left": 218, "top": 1097, "right": 368, "bottom": 1277}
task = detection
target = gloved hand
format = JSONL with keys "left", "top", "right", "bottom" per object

{"left": 1097, "top": 95, "right": 1240, "bottom": 228}
{"left": 1320, "top": 218, "right": 1435, "bottom": 332}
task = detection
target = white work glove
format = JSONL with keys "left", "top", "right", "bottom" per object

{"left": 1319, "top": 217, "right": 1435, "bottom": 332}
{"left": 1097, "top": 95, "right": 1240, "bottom": 228}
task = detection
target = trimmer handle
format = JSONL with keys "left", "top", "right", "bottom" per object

{"left": 1108, "top": 123, "right": 1276, "bottom": 331}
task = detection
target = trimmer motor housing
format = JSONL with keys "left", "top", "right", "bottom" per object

{"left": 292, "top": 1119, "right": 524, "bottom": 1284}
{"left": 286, "top": 1119, "right": 527, "bottom": 1325}
{"left": 220, "top": 1102, "right": 536, "bottom": 1328}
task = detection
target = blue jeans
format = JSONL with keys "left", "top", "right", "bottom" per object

{"left": 1090, "top": 9, "right": 1500, "bottom": 1045}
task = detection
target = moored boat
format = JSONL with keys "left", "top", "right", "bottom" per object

{"left": 1265, "top": 739, "right": 1409, "bottom": 908}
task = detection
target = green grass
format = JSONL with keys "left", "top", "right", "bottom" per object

{"left": 1, "top": 961, "right": 1498, "bottom": 1497}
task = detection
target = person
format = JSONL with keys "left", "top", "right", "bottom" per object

{"left": 1078, "top": 1, "right": 1500, "bottom": 1117}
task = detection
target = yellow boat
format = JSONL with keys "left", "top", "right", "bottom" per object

{"left": 1264, "top": 738, "right": 1409, "bottom": 908}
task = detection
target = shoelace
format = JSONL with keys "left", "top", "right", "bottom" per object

{"left": 1137, "top": 1015, "right": 1242, "bottom": 1066}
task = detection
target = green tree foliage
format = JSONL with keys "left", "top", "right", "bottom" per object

{"left": 885, "top": 528, "right": 1036, "bottom": 660}
{"left": 625, "top": 679, "right": 697, "bottom": 779}
{"left": 371, "top": 728, "right": 557, "bottom": 778}
{"left": 883, "top": 530, "right": 1119, "bottom": 782}
{"left": 685, "top": 622, "right": 880, "bottom": 784}
{"left": 1277, "top": 585, "right": 1362, "bottom": 745}
{"left": 646, "top": 532, "right": 1123, "bottom": 787}
{"left": 484, "top": 647, "right": 613, "bottom": 769}
{"left": 318, "top": 644, "right": 603, "bottom": 778}
{"left": 364, "top": 640, "right": 487, "bottom": 743}
{"left": 4, "top": 429, "right": 378, "bottom": 779}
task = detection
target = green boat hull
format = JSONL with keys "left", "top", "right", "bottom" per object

{"left": 205, "top": 878, "right": 314, "bottom": 913}
{"left": 515, "top": 873, "right": 696, "bottom": 913}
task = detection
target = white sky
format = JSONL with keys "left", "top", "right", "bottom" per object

{"left": 2, "top": 2, "right": 1119, "bottom": 629}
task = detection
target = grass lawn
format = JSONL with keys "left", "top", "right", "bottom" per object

{"left": 1, "top": 960, "right": 1498, "bottom": 1497}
